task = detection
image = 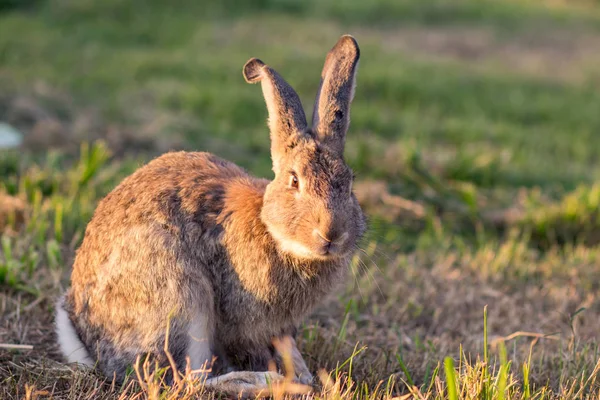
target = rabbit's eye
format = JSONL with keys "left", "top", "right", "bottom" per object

{"left": 289, "top": 174, "right": 299, "bottom": 189}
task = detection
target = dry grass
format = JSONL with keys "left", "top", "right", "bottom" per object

{"left": 1, "top": 144, "right": 600, "bottom": 399}
{"left": 0, "top": 85, "right": 184, "bottom": 157}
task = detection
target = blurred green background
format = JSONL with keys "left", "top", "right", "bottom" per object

{"left": 3, "top": 0, "right": 600, "bottom": 251}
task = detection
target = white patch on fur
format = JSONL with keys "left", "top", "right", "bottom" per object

{"left": 278, "top": 237, "right": 316, "bottom": 258}
{"left": 269, "top": 225, "right": 316, "bottom": 259}
{"left": 187, "top": 312, "right": 213, "bottom": 376}
{"left": 55, "top": 296, "right": 94, "bottom": 366}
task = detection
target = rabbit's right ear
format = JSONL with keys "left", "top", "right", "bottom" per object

{"left": 311, "top": 35, "right": 360, "bottom": 156}
{"left": 243, "top": 58, "right": 308, "bottom": 172}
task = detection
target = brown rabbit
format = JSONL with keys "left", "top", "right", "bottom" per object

{"left": 55, "top": 35, "right": 366, "bottom": 395}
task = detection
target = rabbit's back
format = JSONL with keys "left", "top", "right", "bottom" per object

{"left": 72, "top": 151, "right": 250, "bottom": 288}
{"left": 86, "top": 151, "right": 248, "bottom": 239}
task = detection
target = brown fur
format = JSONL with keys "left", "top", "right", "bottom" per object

{"left": 57, "top": 35, "right": 365, "bottom": 396}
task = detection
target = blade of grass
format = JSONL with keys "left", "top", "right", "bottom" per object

{"left": 395, "top": 353, "right": 415, "bottom": 387}
{"left": 444, "top": 357, "right": 458, "bottom": 400}
{"left": 497, "top": 341, "right": 509, "bottom": 400}
{"left": 483, "top": 305, "right": 489, "bottom": 398}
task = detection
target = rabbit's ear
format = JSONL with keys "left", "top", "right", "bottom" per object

{"left": 311, "top": 35, "right": 360, "bottom": 156}
{"left": 244, "top": 58, "right": 308, "bottom": 171}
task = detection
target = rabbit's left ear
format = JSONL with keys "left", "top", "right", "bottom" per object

{"left": 243, "top": 58, "right": 308, "bottom": 172}
{"left": 311, "top": 35, "right": 360, "bottom": 156}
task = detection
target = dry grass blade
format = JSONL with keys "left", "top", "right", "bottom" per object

{"left": 0, "top": 343, "right": 34, "bottom": 350}
{"left": 490, "top": 331, "right": 560, "bottom": 349}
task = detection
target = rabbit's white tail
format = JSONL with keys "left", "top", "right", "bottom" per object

{"left": 55, "top": 295, "right": 94, "bottom": 366}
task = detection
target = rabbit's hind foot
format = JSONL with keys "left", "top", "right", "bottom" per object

{"left": 204, "top": 371, "right": 284, "bottom": 397}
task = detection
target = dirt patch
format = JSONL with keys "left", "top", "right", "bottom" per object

{"left": 375, "top": 26, "right": 600, "bottom": 83}
{"left": 0, "top": 84, "right": 185, "bottom": 156}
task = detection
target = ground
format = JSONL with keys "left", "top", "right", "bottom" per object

{"left": 1, "top": 0, "right": 600, "bottom": 398}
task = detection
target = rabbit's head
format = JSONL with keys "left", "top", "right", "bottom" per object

{"left": 244, "top": 35, "right": 366, "bottom": 261}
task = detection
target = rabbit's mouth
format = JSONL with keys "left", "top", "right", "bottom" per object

{"left": 268, "top": 224, "right": 351, "bottom": 261}
{"left": 279, "top": 238, "right": 346, "bottom": 260}
{"left": 281, "top": 230, "right": 350, "bottom": 260}
{"left": 312, "top": 230, "right": 349, "bottom": 258}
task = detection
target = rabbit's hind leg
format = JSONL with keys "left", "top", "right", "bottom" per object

{"left": 204, "top": 370, "right": 284, "bottom": 396}
{"left": 186, "top": 310, "right": 214, "bottom": 377}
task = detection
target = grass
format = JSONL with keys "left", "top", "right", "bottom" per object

{"left": 2, "top": 0, "right": 600, "bottom": 398}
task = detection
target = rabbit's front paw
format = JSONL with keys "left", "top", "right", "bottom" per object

{"left": 255, "top": 371, "right": 285, "bottom": 386}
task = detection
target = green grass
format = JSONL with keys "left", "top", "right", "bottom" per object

{"left": 2, "top": 0, "right": 600, "bottom": 398}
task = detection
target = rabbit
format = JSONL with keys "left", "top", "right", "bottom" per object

{"left": 55, "top": 34, "right": 366, "bottom": 396}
